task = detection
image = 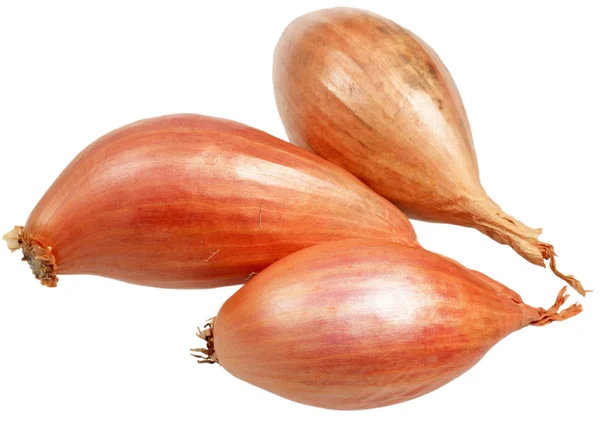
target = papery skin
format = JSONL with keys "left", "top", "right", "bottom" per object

{"left": 273, "top": 7, "right": 585, "bottom": 295}
{"left": 7, "top": 114, "right": 416, "bottom": 288}
{"left": 205, "top": 239, "right": 580, "bottom": 410}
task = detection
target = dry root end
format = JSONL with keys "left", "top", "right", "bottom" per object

{"left": 190, "top": 318, "right": 219, "bottom": 364}
{"left": 3, "top": 226, "right": 59, "bottom": 287}
{"left": 3, "top": 226, "right": 23, "bottom": 252}
{"left": 539, "top": 243, "right": 589, "bottom": 297}
{"left": 531, "top": 286, "right": 583, "bottom": 327}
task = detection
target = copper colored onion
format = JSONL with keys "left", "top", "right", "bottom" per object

{"left": 3, "top": 114, "right": 417, "bottom": 288}
{"left": 273, "top": 7, "right": 586, "bottom": 295}
{"left": 193, "top": 238, "right": 581, "bottom": 410}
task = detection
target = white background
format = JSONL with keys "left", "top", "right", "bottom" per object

{"left": 0, "top": 1, "right": 598, "bottom": 420}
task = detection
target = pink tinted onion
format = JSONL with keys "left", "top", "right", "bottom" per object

{"left": 194, "top": 238, "right": 581, "bottom": 410}
{"left": 4, "top": 114, "right": 416, "bottom": 288}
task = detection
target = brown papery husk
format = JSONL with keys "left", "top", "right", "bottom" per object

{"left": 273, "top": 7, "right": 587, "bottom": 296}
{"left": 192, "top": 239, "right": 581, "bottom": 410}
{"left": 3, "top": 114, "right": 418, "bottom": 288}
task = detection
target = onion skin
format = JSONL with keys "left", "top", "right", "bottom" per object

{"left": 4, "top": 114, "right": 417, "bottom": 288}
{"left": 194, "top": 239, "right": 581, "bottom": 410}
{"left": 273, "top": 8, "right": 586, "bottom": 295}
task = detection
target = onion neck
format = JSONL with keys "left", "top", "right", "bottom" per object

{"left": 464, "top": 195, "right": 587, "bottom": 296}
{"left": 467, "top": 197, "right": 544, "bottom": 265}
{"left": 3, "top": 226, "right": 59, "bottom": 287}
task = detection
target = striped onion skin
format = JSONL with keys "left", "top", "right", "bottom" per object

{"left": 198, "top": 239, "right": 581, "bottom": 410}
{"left": 4, "top": 114, "right": 416, "bottom": 288}
{"left": 273, "top": 7, "right": 586, "bottom": 296}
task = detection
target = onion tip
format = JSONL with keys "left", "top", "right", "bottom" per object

{"left": 531, "top": 286, "right": 583, "bottom": 326}
{"left": 539, "top": 243, "right": 589, "bottom": 297}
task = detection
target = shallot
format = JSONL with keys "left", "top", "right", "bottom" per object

{"left": 4, "top": 114, "right": 416, "bottom": 288}
{"left": 193, "top": 238, "right": 581, "bottom": 410}
{"left": 273, "top": 7, "right": 586, "bottom": 295}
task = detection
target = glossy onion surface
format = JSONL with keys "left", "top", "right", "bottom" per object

{"left": 197, "top": 239, "right": 581, "bottom": 409}
{"left": 5, "top": 114, "right": 416, "bottom": 288}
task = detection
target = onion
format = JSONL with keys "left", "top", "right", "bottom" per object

{"left": 192, "top": 238, "right": 581, "bottom": 410}
{"left": 3, "top": 114, "right": 417, "bottom": 288}
{"left": 273, "top": 8, "right": 586, "bottom": 295}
